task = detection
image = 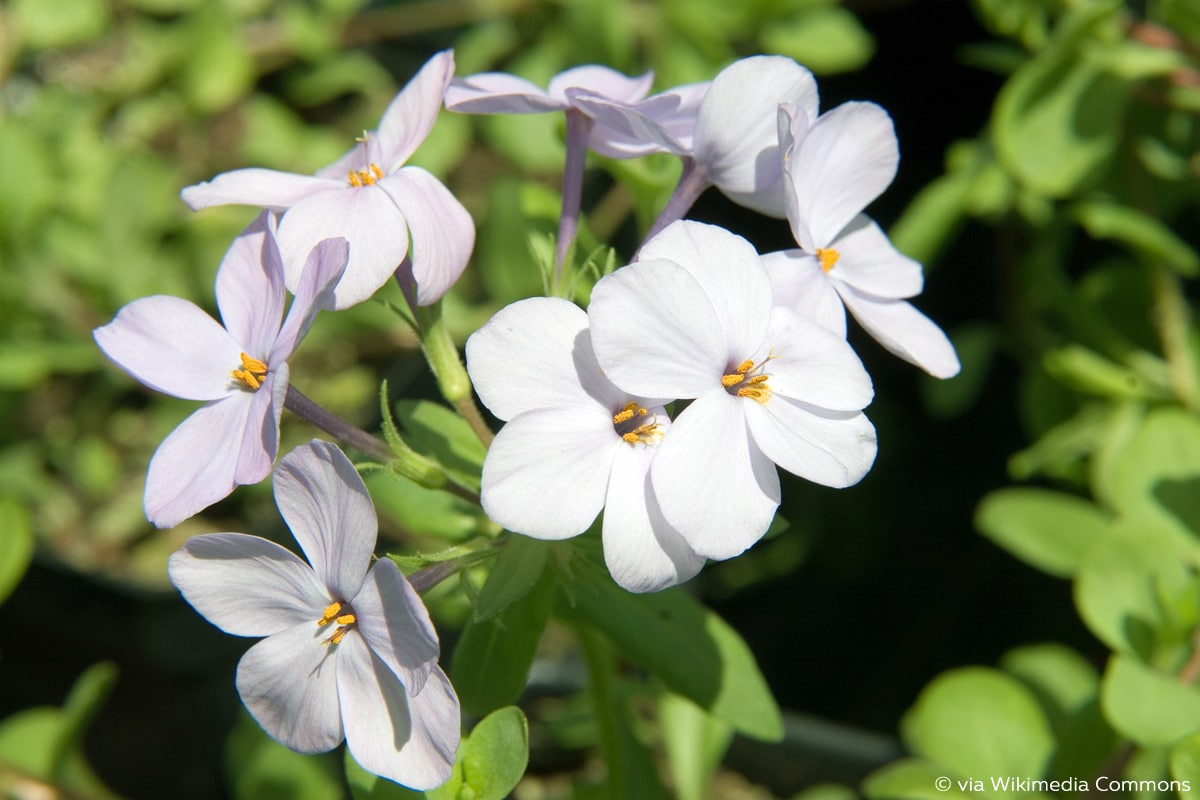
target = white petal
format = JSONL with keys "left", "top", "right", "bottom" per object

{"left": 480, "top": 406, "right": 616, "bottom": 539}
{"left": 744, "top": 399, "right": 877, "bottom": 488}
{"left": 381, "top": 167, "right": 475, "bottom": 307}
{"left": 828, "top": 216, "right": 924, "bottom": 300}
{"left": 602, "top": 441, "right": 704, "bottom": 593}
{"left": 443, "top": 73, "right": 561, "bottom": 113}
{"left": 637, "top": 221, "right": 771, "bottom": 361}
{"left": 694, "top": 56, "right": 819, "bottom": 217}
{"left": 143, "top": 394, "right": 253, "bottom": 528}
{"left": 273, "top": 441, "right": 378, "bottom": 601}
{"left": 588, "top": 258, "right": 726, "bottom": 399}
{"left": 764, "top": 306, "right": 873, "bottom": 411}
{"left": 277, "top": 186, "right": 409, "bottom": 311}
{"left": 94, "top": 296, "right": 243, "bottom": 401}
{"left": 215, "top": 212, "right": 285, "bottom": 358}
{"left": 651, "top": 391, "right": 780, "bottom": 561}
{"left": 236, "top": 621, "right": 344, "bottom": 754}
{"left": 376, "top": 50, "right": 456, "bottom": 168}
{"left": 271, "top": 238, "right": 349, "bottom": 363}
{"left": 181, "top": 169, "right": 340, "bottom": 211}
{"left": 232, "top": 364, "right": 286, "bottom": 486}
{"left": 353, "top": 560, "right": 440, "bottom": 696}
{"left": 570, "top": 86, "right": 702, "bottom": 158}
{"left": 338, "top": 636, "right": 459, "bottom": 790}
{"left": 785, "top": 102, "right": 898, "bottom": 250}
{"left": 550, "top": 66, "right": 654, "bottom": 106}
{"left": 836, "top": 287, "right": 961, "bottom": 378}
{"left": 168, "top": 533, "right": 329, "bottom": 637}
{"left": 760, "top": 249, "right": 847, "bottom": 337}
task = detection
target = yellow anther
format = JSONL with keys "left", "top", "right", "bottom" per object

{"left": 612, "top": 402, "right": 638, "bottom": 425}
{"left": 348, "top": 170, "right": 363, "bottom": 188}
{"left": 335, "top": 613, "right": 356, "bottom": 626}
{"left": 735, "top": 360, "right": 754, "bottom": 373}
{"left": 817, "top": 247, "right": 840, "bottom": 273}
{"left": 737, "top": 386, "right": 771, "bottom": 403}
{"left": 620, "top": 420, "right": 660, "bottom": 445}
{"left": 347, "top": 163, "right": 384, "bottom": 188}
{"left": 745, "top": 374, "right": 769, "bottom": 385}
{"left": 317, "top": 601, "right": 342, "bottom": 627}
{"left": 326, "top": 626, "right": 350, "bottom": 645}
{"left": 721, "top": 373, "right": 745, "bottom": 387}
{"left": 231, "top": 353, "right": 269, "bottom": 390}
{"left": 723, "top": 355, "right": 775, "bottom": 404}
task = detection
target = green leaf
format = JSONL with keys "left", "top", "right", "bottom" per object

{"left": 365, "top": 470, "right": 484, "bottom": 542}
{"left": 180, "top": 8, "right": 256, "bottom": 112}
{"left": 1102, "top": 655, "right": 1200, "bottom": 746}
{"left": 1104, "top": 407, "right": 1200, "bottom": 544}
{"left": 226, "top": 711, "right": 342, "bottom": 800}
{"left": 392, "top": 400, "right": 486, "bottom": 492}
{"left": 759, "top": 6, "right": 875, "bottom": 75}
{"left": 1171, "top": 731, "right": 1200, "bottom": 800}
{"left": 345, "top": 750, "right": 426, "bottom": 800}
{"left": 659, "top": 693, "right": 733, "bottom": 800}
{"left": 0, "top": 499, "right": 34, "bottom": 606}
{"left": 920, "top": 324, "right": 998, "bottom": 419}
{"left": 1073, "top": 200, "right": 1200, "bottom": 276}
{"left": 863, "top": 758, "right": 978, "bottom": 800}
{"left": 430, "top": 707, "right": 530, "bottom": 800}
{"left": 559, "top": 561, "right": 782, "bottom": 741}
{"left": 452, "top": 570, "right": 554, "bottom": 715}
{"left": 12, "top": 0, "right": 110, "bottom": 48}
{"left": 902, "top": 667, "right": 1054, "bottom": 788}
{"left": 1042, "top": 345, "right": 1164, "bottom": 400}
{"left": 975, "top": 487, "right": 1109, "bottom": 578}
{"left": 473, "top": 535, "right": 549, "bottom": 622}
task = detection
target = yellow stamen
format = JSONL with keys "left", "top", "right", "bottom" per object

{"left": 817, "top": 247, "right": 840, "bottom": 273}
{"left": 722, "top": 356, "right": 775, "bottom": 405}
{"left": 612, "top": 401, "right": 662, "bottom": 446}
{"left": 231, "top": 352, "right": 269, "bottom": 390}
{"left": 326, "top": 626, "right": 350, "bottom": 645}
{"left": 335, "top": 613, "right": 357, "bottom": 626}
{"left": 317, "top": 601, "right": 342, "bottom": 627}
{"left": 318, "top": 600, "right": 356, "bottom": 646}
{"left": 346, "top": 163, "right": 384, "bottom": 187}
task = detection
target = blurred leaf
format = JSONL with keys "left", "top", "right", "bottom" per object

{"left": 429, "top": 706, "right": 529, "bottom": 800}
{"left": 863, "top": 757, "right": 977, "bottom": 800}
{"left": 902, "top": 667, "right": 1054, "bottom": 788}
{"left": 477, "top": 179, "right": 560, "bottom": 305}
{"left": 393, "top": 400, "right": 486, "bottom": 492}
{"left": 976, "top": 487, "right": 1109, "bottom": 578}
{"left": 345, "top": 750, "right": 426, "bottom": 799}
{"left": 659, "top": 692, "right": 733, "bottom": 800}
{"left": 920, "top": 323, "right": 998, "bottom": 418}
{"left": 473, "top": 535, "right": 549, "bottom": 622}
{"left": 180, "top": 8, "right": 256, "bottom": 112}
{"left": 1073, "top": 200, "right": 1199, "bottom": 276}
{"left": 1105, "top": 406, "right": 1200, "bottom": 540}
{"left": 0, "top": 120, "right": 56, "bottom": 244}
{"left": 1043, "top": 344, "right": 1163, "bottom": 400}
{"left": 559, "top": 560, "right": 783, "bottom": 742}
{"left": 1171, "top": 731, "right": 1200, "bottom": 800}
{"left": 889, "top": 165, "right": 973, "bottom": 268}
{"left": 971, "top": 0, "right": 1055, "bottom": 50}
{"left": 365, "top": 470, "right": 484, "bottom": 542}
{"left": 226, "top": 711, "right": 342, "bottom": 800}
{"left": 794, "top": 784, "right": 860, "bottom": 800}
{"left": 1102, "top": 655, "right": 1200, "bottom": 746}
{"left": 0, "top": 499, "right": 33, "bottom": 606}
{"left": 759, "top": 6, "right": 875, "bottom": 75}
{"left": 452, "top": 569, "right": 553, "bottom": 715}
{"left": 11, "top": 0, "right": 110, "bottom": 48}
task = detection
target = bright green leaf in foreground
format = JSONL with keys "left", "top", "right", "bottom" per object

{"left": 428, "top": 706, "right": 529, "bottom": 800}
{"left": 1102, "top": 655, "right": 1200, "bottom": 747}
{"left": 975, "top": 487, "right": 1109, "bottom": 578}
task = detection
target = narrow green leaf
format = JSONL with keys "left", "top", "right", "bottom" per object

{"left": 1073, "top": 200, "right": 1200, "bottom": 276}
{"left": 559, "top": 561, "right": 782, "bottom": 741}
{"left": 393, "top": 400, "right": 486, "bottom": 492}
{"left": 473, "top": 535, "right": 549, "bottom": 622}
{"left": 975, "top": 487, "right": 1109, "bottom": 578}
{"left": 1043, "top": 345, "right": 1163, "bottom": 400}
{"left": 1102, "top": 655, "right": 1200, "bottom": 746}
{"left": 659, "top": 693, "right": 732, "bottom": 800}
{"left": 0, "top": 499, "right": 34, "bottom": 606}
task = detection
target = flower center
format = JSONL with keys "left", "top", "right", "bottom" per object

{"left": 347, "top": 131, "right": 384, "bottom": 187}
{"left": 317, "top": 599, "right": 357, "bottom": 646}
{"left": 721, "top": 357, "right": 773, "bottom": 404}
{"left": 612, "top": 401, "right": 662, "bottom": 445}
{"left": 231, "top": 352, "right": 269, "bottom": 391}
{"left": 816, "top": 247, "right": 840, "bottom": 273}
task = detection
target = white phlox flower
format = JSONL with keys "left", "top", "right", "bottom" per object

{"left": 168, "top": 440, "right": 460, "bottom": 790}
{"left": 764, "top": 101, "right": 961, "bottom": 378}
{"left": 465, "top": 297, "right": 704, "bottom": 593}
{"left": 587, "top": 221, "right": 878, "bottom": 561}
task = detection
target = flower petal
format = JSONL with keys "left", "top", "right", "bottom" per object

{"left": 694, "top": 56, "right": 819, "bottom": 217}
{"left": 377, "top": 50, "right": 456, "bottom": 168}
{"left": 570, "top": 83, "right": 708, "bottom": 158}
{"left": 338, "top": 637, "right": 459, "bottom": 791}
{"left": 761, "top": 249, "right": 847, "bottom": 337}
{"left": 764, "top": 306, "right": 872, "bottom": 411}
{"left": 744, "top": 400, "right": 877, "bottom": 488}
{"left": 588, "top": 258, "right": 726, "bottom": 399}
{"left": 353, "top": 559, "right": 440, "bottom": 696}
{"left": 181, "top": 168, "right": 340, "bottom": 211}
{"left": 94, "top": 296, "right": 243, "bottom": 401}
{"left": 836, "top": 286, "right": 961, "bottom": 378}
{"left": 602, "top": 441, "right": 704, "bottom": 593}
{"left": 380, "top": 167, "right": 475, "bottom": 307}
{"left": 549, "top": 66, "right": 654, "bottom": 106}
{"left": 828, "top": 216, "right": 924, "bottom": 300}
{"left": 271, "top": 238, "right": 349, "bottom": 363}
{"left": 233, "top": 363, "right": 288, "bottom": 485}
{"left": 143, "top": 394, "right": 254, "bottom": 528}
{"left": 637, "top": 220, "right": 771, "bottom": 361}
{"left": 236, "top": 620, "right": 344, "bottom": 754}
{"left": 785, "top": 102, "right": 898, "bottom": 250}
{"left": 273, "top": 441, "right": 378, "bottom": 601}
{"left": 276, "top": 186, "right": 409, "bottom": 311}
{"left": 651, "top": 390, "right": 780, "bottom": 561}
{"left": 443, "top": 72, "right": 561, "bottom": 113}
{"left": 168, "top": 532, "right": 329, "bottom": 637}
{"left": 215, "top": 212, "right": 285, "bottom": 357}
{"left": 481, "top": 406, "right": 616, "bottom": 540}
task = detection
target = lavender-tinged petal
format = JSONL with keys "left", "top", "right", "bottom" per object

{"left": 273, "top": 441, "right": 378, "bottom": 601}
{"left": 233, "top": 363, "right": 288, "bottom": 485}
{"left": 271, "top": 239, "right": 349, "bottom": 364}
{"left": 236, "top": 621, "right": 344, "bottom": 754}
{"left": 778, "top": 103, "right": 814, "bottom": 250}
{"left": 352, "top": 560, "right": 440, "bottom": 696}
{"left": 379, "top": 167, "right": 474, "bottom": 307}
{"left": 836, "top": 286, "right": 962, "bottom": 378}
{"left": 181, "top": 169, "right": 341, "bottom": 211}
{"left": 549, "top": 65, "right": 653, "bottom": 106}
{"left": 601, "top": 439, "right": 704, "bottom": 593}
{"left": 764, "top": 306, "right": 873, "bottom": 412}
{"left": 828, "top": 216, "right": 924, "bottom": 300}
{"left": 168, "top": 532, "right": 329, "bottom": 637}
{"left": 744, "top": 400, "right": 877, "bottom": 489}
{"left": 588, "top": 258, "right": 726, "bottom": 400}
{"left": 443, "top": 73, "right": 561, "bottom": 113}
{"left": 480, "top": 406, "right": 617, "bottom": 540}
{"left": 94, "top": 296, "right": 243, "bottom": 401}
{"left": 215, "top": 212, "right": 286, "bottom": 356}
{"left": 143, "top": 394, "right": 254, "bottom": 528}
{"left": 276, "top": 186, "right": 409, "bottom": 311}
{"left": 338, "top": 638, "right": 459, "bottom": 790}
{"left": 371, "top": 50, "right": 456, "bottom": 169}
{"left": 760, "top": 249, "right": 847, "bottom": 337}
{"left": 650, "top": 390, "right": 780, "bottom": 561}
{"left": 568, "top": 91, "right": 690, "bottom": 157}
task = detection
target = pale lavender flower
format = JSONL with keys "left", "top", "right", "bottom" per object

{"left": 93, "top": 213, "right": 345, "bottom": 528}
{"left": 763, "top": 101, "right": 960, "bottom": 378}
{"left": 465, "top": 297, "right": 703, "bottom": 593}
{"left": 181, "top": 51, "right": 473, "bottom": 311}
{"left": 168, "top": 440, "right": 459, "bottom": 789}
{"left": 587, "top": 221, "right": 877, "bottom": 561}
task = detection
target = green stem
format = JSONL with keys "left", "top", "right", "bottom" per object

{"left": 577, "top": 625, "right": 626, "bottom": 799}
{"left": 417, "top": 301, "right": 495, "bottom": 446}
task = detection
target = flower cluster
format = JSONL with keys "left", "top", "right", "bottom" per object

{"left": 93, "top": 48, "right": 959, "bottom": 789}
